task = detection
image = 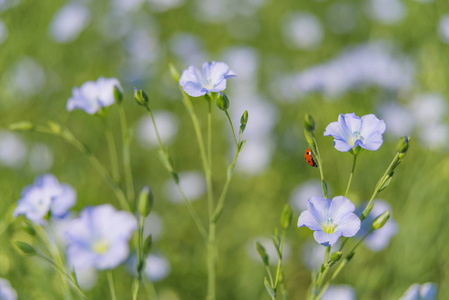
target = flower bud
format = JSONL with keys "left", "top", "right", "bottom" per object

{"left": 330, "top": 251, "right": 342, "bottom": 262}
{"left": 304, "top": 129, "right": 316, "bottom": 148}
{"left": 216, "top": 93, "right": 230, "bottom": 111}
{"left": 396, "top": 136, "right": 411, "bottom": 154}
{"left": 114, "top": 85, "right": 123, "bottom": 104}
{"left": 9, "top": 121, "right": 34, "bottom": 131}
{"left": 143, "top": 234, "right": 152, "bottom": 256}
{"left": 372, "top": 211, "right": 390, "bottom": 230}
{"left": 280, "top": 205, "right": 293, "bottom": 230}
{"left": 47, "top": 121, "right": 62, "bottom": 134}
{"left": 168, "top": 63, "right": 180, "bottom": 83}
{"left": 137, "top": 186, "right": 154, "bottom": 218}
{"left": 21, "top": 222, "right": 36, "bottom": 236}
{"left": 255, "top": 242, "right": 269, "bottom": 266}
{"left": 15, "top": 241, "right": 36, "bottom": 255}
{"left": 134, "top": 88, "right": 149, "bottom": 106}
{"left": 240, "top": 110, "right": 248, "bottom": 126}
{"left": 304, "top": 113, "right": 316, "bottom": 133}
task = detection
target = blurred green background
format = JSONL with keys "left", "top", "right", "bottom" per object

{"left": 1, "top": 0, "right": 449, "bottom": 299}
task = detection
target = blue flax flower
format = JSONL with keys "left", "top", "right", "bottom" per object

{"left": 67, "top": 77, "right": 122, "bottom": 114}
{"left": 179, "top": 61, "right": 236, "bottom": 97}
{"left": 324, "top": 113, "right": 386, "bottom": 152}
{"left": 400, "top": 283, "right": 438, "bottom": 300}
{"left": 13, "top": 174, "right": 76, "bottom": 224}
{"left": 297, "top": 196, "right": 361, "bottom": 246}
{"left": 65, "top": 204, "right": 137, "bottom": 270}
{"left": 0, "top": 278, "right": 17, "bottom": 300}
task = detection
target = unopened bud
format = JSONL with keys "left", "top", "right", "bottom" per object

{"left": 48, "top": 121, "right": 62, "bottom": 134}
{"left": 15, "top": 241, "right": 36, "bottom": 255}
{"left": 9, "top": 121, "right": 34, "bottom": 131}
{"left": 137, "top": 186, "right": 154, "bottom": 217}
{"left": 396, "top": 136, "right": 411, "bottom": 154}
{"left": 240, "top": 110, "right": 248, "bottom": 126}
{"left": 21, "top": 222, "right": 36, "bottom": 236}
{"left": 255, "top": 242, "right": 269, "bottom": 266}
{"left": 304, "top": 113, "right": 316, "bottom": 132}
{"left": 168, "top": 63, "right": 180, "bottom": 83}
{"left": 304, "top": 129, "right": 316, "bottom": 148}
{"left": 216, "top": 93, "right": 230, "bottom": 111}
{"left": 372, "top": 211, "right": 390, "bottom": 230}
{"left": 134, "top": 88, "right": 149, "bottom": 106}
{"left": 330, "top": 251, "right": 342, "bottom": 262}
{"left": 280, "top": 205, "right": 293, "bottom": 230}
{"left": 114, "top": 85, "right": 123, "bottom": 104}
{"left": 143, "top": 235, "right": 153, "bottom": 256}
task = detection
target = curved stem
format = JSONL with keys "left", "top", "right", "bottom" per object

{"left": 107, "top": 271, "right": 118, "bottom": 300}
{"left": 274, "top": 230, "right": 287, "bottom": 288}
{"left": 105, "top": 125, "right": 121, "bottom": 183}
{"left": 225, "top": 111, "right": 238, "bottom": 148}
{"left": 119, "top": 105, "right": 135, "bottom": 204}
{"left": 344, "top": 155, "right": 357, "bottom": 197}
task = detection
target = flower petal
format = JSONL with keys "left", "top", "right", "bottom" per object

{"left": 307, "top": 196, "right": 331, "bottom": 223}
{"left": 361, "top": 132, "right": 384, "bottom": 151}
{"left": 333, "top": 139, "right": 353, "bottom": 152}
{"left": 209, "top": 61, "right": 232, "bottom": 86}
{"left": 324, "top": 121, "right": 346, "bottom": 140}
{"left": 329, "top": 196, "right": 356, "bottom": 223}
{"left": 340, "top": 113, "right": 361, "bottom": 136}
{"left": 336, "top": 213, "right": 361, "bottom": 237}
{"left": 182, "top": 81, "right": 207, "bottom": 97}
{"left": 179, "top": 66, "right": 201, "bottom": 87}
{"left": 297, "top": 210, "right": 322, "bottom": 231}
{"left": 360, "top": 114, "right": 386, "bottom": 136}
{"left": 313, "top": 230, "right": 342, "bottom": 246}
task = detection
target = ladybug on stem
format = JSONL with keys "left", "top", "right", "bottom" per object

{"left": 304, "top": 148, "right": 317, "bottom": 167}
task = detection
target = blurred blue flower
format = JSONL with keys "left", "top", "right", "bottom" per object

{"left": 127, "top": 253, "right": 171, "bottom": 282}
{"left": 297, "top": 196, "right": 361, "bottom": 246}
{"left": 49, "top": 2, "right": 90, "bottom": 44}
{"left": 324, "top": 113, "right": 386, "bottom": 152}
{"left": 13, "top": 174, "right": 76, "bottom": 224}
{"left": 179, "top": 61, "right": 236, "bottom": 97}
{"left": 322, "top": 284, "right": 356, "bottom": 300}
{"left": 356, "top": 200, "right": 398, "bottom": 251}
{"left": 400, "top": 283, "right": 438, "bottom": 300}
{"left": 67, "top": 77, "right": 122, "bottom": 114}
{"left": 65, "top": 204, "right": 137, "bottom": 270}
{"left": 0, "top": 278, "right": 17, "bottom": 300}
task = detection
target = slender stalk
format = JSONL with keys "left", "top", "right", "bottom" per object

{"left": 133, "top": 217, "right": 145, "bottom": 300}
{"left": 103, "top": 119, "right": 121, "bottom": 183}
{"left": 119, "top": 105, "right": 135, "bottom": 204}
{"left": 207, "top": 98, "right": 214, "bottom": 218}
{"left": 35, "top": 126, "right": 129, "bottom": 211}
{"left": 225, "top": 111, "right": 238, "bottom": 147}
{"left": 207, "top": 223, "right": 216, "bottom": 300}
{"left": 107, "top": 271, "right": 118, "bottom": 300}
{"left": 344, "top": 155, "right": 357, "bottom": 197}
{"left": 144, "top": 107, "right": 207, "bottom": 237}
{"left": 311, "top": 136, "right": 327, "bottom": 198}
{"left": 274, "top": 230, "right": 287, "bottom": 288}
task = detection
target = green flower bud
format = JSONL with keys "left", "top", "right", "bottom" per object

{"left": 9, "top": 121, "right": 34, "bottom": 131}
{"left": 134, "top": 88, "right": 149, "bottom": 106}
{"left": 304, "top": 129, "right": 316, "bottom": 148}
{"left": 280, "top": 205, "right": 293, "bottom": 230}
{"left": 240, "top": 110, "right": 248, "bottom": 126}
{"left": 143, "top": 234, "right": 153, "bottom": 256}
{"left": 330, "top": 251, "right": 342, "bottom": 262}
{"left": 396, "top": 136, "right": 411, "bottom": 154}
{"left": 372, "top": 211, "right": 390, "bottom": 230}
{"left": 15, "top": 241, "right": 36, "bottom": 255}
{"left": 114, "top": 85, "right": 123, "bottom": 104}
{"left": 255, "top": 242, "right": 269, "bottom": 266}
{"left": 137, "top": 186, "right": 154, "bottom": 218}
{"left": 168, "top": 63, "right": 180, "bottom": 83}
{"left": 216, "top": 93, "right": 230, "bottom": 111}
{"left": 47, "top": 121, "right": 62, "bottom": 134}
{"left": 21, "top": 222, "right": 36, "bottom": 236}
{"left": 304, "top": 113, "right": 316, "bottom": 132}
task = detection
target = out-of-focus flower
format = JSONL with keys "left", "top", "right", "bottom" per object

{"left": 67, "top": 77, "right": 122, "bottom": 114}
{"left": 65, "top": 204, "right": 137, "bottom": 270}
{"left": 234, "top": 138, "right": 274, "bottom": 175}
{"left": 399, "top": 283, "right": 438, "bottom": 300}
{"left": 73, "top": 266, "right": 98, "bottom": 291}
{"left": 13, "top": 174, "right": 76, "bottom": 224}
{"left": 378, "top": 102, "right": 415, "bottom": 138}
{"left": 438, "top": 15, "right": 449, "bottom": 44}
{"left": 143, "top": 212, "right": 163, "bottom": 241}
{"left": 281, "top": 12, "right": 323, "bottom": 50}
{"left": 49, "top": 2, "right": 90, "bottom": 44}
{"left": 169, "top": 33, "right": 208, "bottom": 67}
{"left": 193, "top": 0, "right": 267, "bottom": 24}
{"left": 0, "top": 278, "right": 17, "bottom": 300}
{"left": 2, "top": 57, "right": 46, "bottom": 99}
{"left": 324, "top": 113, "right": 386, "bottom": 152}
{"left": 179, "top": 61, "right": 236, "bottom": 97}
{"left": 0, "top": 18, "right": 8, "bottom": 44}
{"left": 289, "top": 179, "right": 324, "bottom": 212}
{"left": 145, "top": 254, "right": 171, "bottom": 281}
{"left": 322, "top": 285, "right": 356, "bottom": 300}
{"left": 301, "top": 239, "right": 327, "bottom": 270}
{"left": 297, "top": 196, "right": 361, "bottom": 246}
{"left": 136, "top": 111, "right": 178, "bottom": 149}
{"left": 356, "top": 200, "right": 398, "bottom": 251}
{"left": 111, "top": 0, "right": 145, "bottom": 12}
{"left": 418, "top": 123, "right": 449, "bottom": 151}
{"left": 29, "top": 143, "right": 54, "bottom": 173}
{"left": 247, "top": 237, "right": 291, "bottom": 266}
{"left": 366, "top": 0, "right": 406, "bottom": 25}
{"left": 148, "top": 0, "right": 185, "bottom": 13}
{"left": 0, "top": 131, "right": 27, "bottom": 169}
{"left": 164, "top": 171, "right": 206, "bottom": 203}
{"left": 409, "top": 93, "right": 447, "bottom": 125}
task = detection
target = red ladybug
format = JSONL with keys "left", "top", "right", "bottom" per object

{"left": 304, "top": 148, "right": 317, "bottom": 167}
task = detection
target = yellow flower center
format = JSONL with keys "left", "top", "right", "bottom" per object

{"left": 322, "top": 218, "right": 337, "bottom": 234}
{"left": 349, "top": 131, "right": 364, "bottom": 146}
{"left": 93, "top": 239, "right": 110, "bottom": 254}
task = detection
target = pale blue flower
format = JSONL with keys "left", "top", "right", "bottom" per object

{"left": 0, "top": 278, "right": 17, "bottom": 300}
{"left": 324, "top": 113, "right": 386, "bottom": 152}
{"left": 356, "top": 200, "right": 398, "bottom": 251}
{"left": 127, "top": 253, "right": 171, "bottom": 282}
{"left": 13, "top": 174, "right": 76, "bottom": 224}
{"left": 67, "top": 77, "right": 122, "bottom": 114}
{"left": 400, "top": 283, "right": 438, "bottom": 300}
{"left": 65, "top": 204, "right": 137, "bottom": 270}
{"left": 322, "top": 284, "right": 356, "bottom": 300}
{"left": 179, "top": 61, "right": 236, "bottom": 97}
{"left": 297, "top": 196, "right": 361, "bottom": 246}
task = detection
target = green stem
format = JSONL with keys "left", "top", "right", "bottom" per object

{"left": 35, "top": 126, "right": 129, "bottom": 211}
{"left": 134, "top": 217, "right": 145, "bottom": 300}
{"left": 311, "top": 136, "right": 327, "bottom": 198}
{"left": 274, "top": 230, "right": 287, "bottom": 288}
{"left": 105, "top": 125, "right": 121, "bottom": 183}
{"left": 207, "top": 223, "right": 216, "bottom": 300}
{"left": 119, "top": 105, "right": 135, "bottom": 204}
{"left": 107, "top": 271, "right": 118, "bottom": 300}
{"left": 344, "top": 155, "right": 357, "bottom": 197}
{"left": 225, "top": 111, "right": 238, "bottom": 148}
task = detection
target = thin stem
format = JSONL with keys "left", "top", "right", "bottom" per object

{"left": 311, "top": 136, "right": 327, "bottom": 198}
{"left": 144, "top": 107, "right": 207, "bottom": 238}
{"left": 274, "top": 230, "right": 287, "bottom": 288}
{"left": 107, "top": 271, "right": 118, "bottom": 300}
{"left": 323, "top": 247, "right": 330, "bottom": 265}
{"left": 265, "top": 265, "right": 275, "bottom": 288}
{"left": 119, "top": 104, "right": 135, "bottom": 204}
{"left": 344, "top": 155, "right": 357, "bottom": 197}
{"left": 133, "top": 217, "right": 145, "bottom": 300}
{"left": 207, "top": 223, "right": 216, "bottom": 300}
{"left": 207, "top": 98, "right": 214, "bottom": 218}
{"left": 225, "top": 111, "right": 238, "bottom": 148}
{"left": 105, "top": 125, "right": 121, "bottom": 183}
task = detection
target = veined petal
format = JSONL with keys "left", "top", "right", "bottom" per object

{"left": 313, "top": 230, "right": 342, "bottom": 246}
{"left": 333, "top": 139, "right": 353, "bottom": 152}
{"left": 324, "top": 121, "right": 346, "bottom": 140}
{"left": 182, "top": 81, "right": 207, "bottom": 97}
{"left": 209, "top": 61, "right": 232, "bottom": 85}
{"left": 297, "top": 210, "right": 322, "bottom": 231}
{"left": 208, "top": 79, "right": 227, "bottom": 92}
{"left": 179, "top": 66, "right": 201, "bottom": 87}
{"left": 307, "top": 196, "right": 331, "bottom": 223}
{"left": 336, "top": 213, "right": 360, "bottom": 237}
{"left": 342, "top": 113, "right": 362, "bottom": 134}
{"left": 360, "top": 114, "right": 386, "bottom": 136}
{"left": 329, "top": 196, "right": 356, "bottom": 223}
{"left": 361, "top": 132, "right": 383, "bottom": 151}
